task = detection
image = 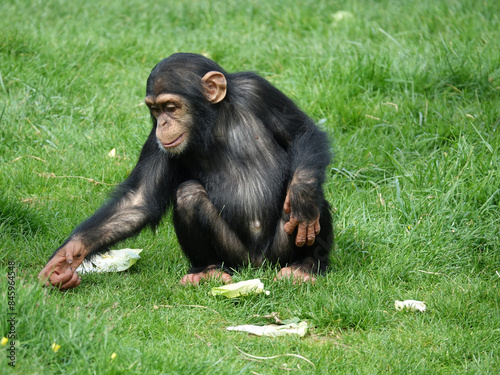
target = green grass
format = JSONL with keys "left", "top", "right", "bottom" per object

{"left": 1, "top": 0, "right": 500, "bottom": 373}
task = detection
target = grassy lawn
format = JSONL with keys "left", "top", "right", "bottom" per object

{"left": 1, "top": 0, "right": 499, "bottom": 373}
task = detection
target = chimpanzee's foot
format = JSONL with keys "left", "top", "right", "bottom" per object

{"left": 180, "top": 265, "right": 232, "bottom": 285}
{"left": 274, "top": 266, "right": 317, "bottom": 283}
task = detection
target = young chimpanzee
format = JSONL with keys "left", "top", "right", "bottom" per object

{"left": 39, "top": 53, "right": 333, "bottom": 289}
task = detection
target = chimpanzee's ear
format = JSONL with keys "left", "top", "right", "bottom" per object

{"left": 201, "top": 71, "right": 227, "bottom": 103}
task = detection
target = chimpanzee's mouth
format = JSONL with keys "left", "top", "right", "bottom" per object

{"left": 162, "top": 133, "right": 185, "bottom": 148}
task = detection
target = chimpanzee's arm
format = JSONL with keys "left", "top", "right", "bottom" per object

{"left": 39, "top": 130, "right": 171, "bottom": 289}
{"left": 68, "top": 131, "right": 171, "bottom": 256}
{"left": 247, "top": 75, "right": 331, "bottom": 247}
{"left": 283, "top": 118, "right": 331, "bottom": 246}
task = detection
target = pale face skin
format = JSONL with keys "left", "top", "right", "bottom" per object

{"left": 145, "top": 93, "right": 192, "bottom": 154}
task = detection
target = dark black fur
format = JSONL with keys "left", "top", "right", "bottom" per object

{"left": 52, "top": 53, "right": 333, "bottom": 275}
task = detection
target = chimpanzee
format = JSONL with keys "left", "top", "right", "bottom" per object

{"left": 38, "top": 53, "right": 333, "bottom": 289}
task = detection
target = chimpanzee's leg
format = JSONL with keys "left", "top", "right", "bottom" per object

{"left": 173, "top": 180, "right": 248, "bottom": 285}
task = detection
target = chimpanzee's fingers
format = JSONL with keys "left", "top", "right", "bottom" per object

{"left": 47, "top": 267, "right": 74, "bottom": 288}
{"left": 295, "top": 222, "right": 308, "bottom": 247}
{"left": 283, "top": 216, "right": 299, "bottom": 234}
{"left": 283, "top": 193, "right": 291, "bottom": 214}
{"left": 65, "top": 248, "right": 73, "bottom": 264}
{"left": 315, "top": 219, "right": 321, "bottom": 235}
{"left": 206, "top": 269, "right": 233, "bottom": 284}
{"left": 220, "top": 272, "right": 233, "bottom": 284}
{"left": 59, "top": 271, "right": 81, "bottom": 290}
{"left": 180, "top": 273, "right": 200, "bottom": 285}
{"left": 64, "top": 241, "right": 82, "bottom": 265}
{"left": 306, "top": 221, "right": 317, "bottom": 246}
{"left": 38, "top": 259, "right": 63, "bottom": 284}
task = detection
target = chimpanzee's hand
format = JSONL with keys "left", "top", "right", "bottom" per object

{"left": 38, "top": 240, "right": 88, "bottom": 290}
{"left": 283, "top": 192, "right": 320, "bottom": 247}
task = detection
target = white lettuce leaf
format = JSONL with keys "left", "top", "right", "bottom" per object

{"left": 76, "top": 249, "right": 142, "bottom": 274}
{"left": 210, "top": 279, "right": 270, "bottom": 298}
{"left": 395, "top": 300, "right": 426, "bottom": 312}
{"left": 227, "top": 321, "right": 309, "bottom": 337}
